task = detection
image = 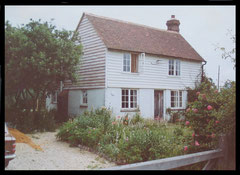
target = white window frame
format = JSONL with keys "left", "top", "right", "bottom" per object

{"left": 168, "top": 59, "right": 181, "bottom": 76}
{"left": 82, "top": 90, "right": 88, "bottom": 105}
{"left": 123, "top": 53, "right": 139, "bottom": 73}
{"left": 121, "top": 89, "right": 138, "bottom": 109}
{"left": 123, "top": 53, "right": 131, "bottom": 72}
{"left": 170, "top": 90, "right": 183, "bottom": 108}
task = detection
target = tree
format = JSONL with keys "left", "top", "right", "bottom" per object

{"left": 5, "top": 19, "right": 82, "bottom": 112}
{"left": 215, "top": 29, "right": 236, "bottom": 69}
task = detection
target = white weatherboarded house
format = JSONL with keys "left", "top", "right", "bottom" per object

{"left": 48, "top": 13, "right": 206, "bottom": 121}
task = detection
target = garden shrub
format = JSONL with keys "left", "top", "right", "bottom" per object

{"left": 184, "top": 77, "right": 235, "bottom": 152}
{"left": 5, "top": 107, "right": 57, "bottom": 133}
{"left": 57, "top": 108, "right": 193, "bottom": 165}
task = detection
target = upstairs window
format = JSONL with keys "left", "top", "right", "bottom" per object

{"left": 123, "top": 53, "right": 139, "bottom": 73}
{"left": 171, "top": 91, "right": 182, "bottom": 108}
{"left": 169, "top": 59, "right": 174, "bottom": 75}
{"left": 169, "top": 59, "right": 181, "bottom": 76}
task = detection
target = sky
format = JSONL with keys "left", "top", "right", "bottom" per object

{"left": 5, "top": 6, "right": 236, "bottom": 87}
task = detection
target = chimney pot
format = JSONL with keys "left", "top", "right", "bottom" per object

{"left": 166, "top": 15, "right": 180, "bottom": 32}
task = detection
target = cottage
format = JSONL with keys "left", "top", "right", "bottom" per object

{"left": 47, "top": 13, "right": 206, "bottom": 121}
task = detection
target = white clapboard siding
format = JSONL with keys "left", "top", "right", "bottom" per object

{"left": 106, "top": 50, "right": 202, "bottom": 89}
{"left": 64, "top": 15, "right": 107, "bottom": 89}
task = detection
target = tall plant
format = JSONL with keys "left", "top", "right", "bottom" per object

{"left": 5, "top": 19, "right": 82, "bottom": 113}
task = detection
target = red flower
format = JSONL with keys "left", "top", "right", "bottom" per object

{"left": 207, "top": 105, "right": 213, "bottom": 110}
{"left": 185, "top": 121, "right": 190, "bottom": 125}
{"left": 193, "top": 108, "right": 198, "bottom": 113}
{"left": 215, "top": 89, "right": 218, "bottom": 93}
{"left": 215, "top": 120, "right": 219, "bottom": 124}
{"left": 184, "top": 146, "right": 188, "bottom": 151}
{"left": 195, "top": 141, "right": 200, "bottom": 146}
{"left": 192, "top": 132, "right": 195, "bottom": 137}
{"left": 202, "top": 94, "right": 206, "bottom": 99}
{"left": 196, "top": 92, "right": 200, "bottom": 96}
{"left": 211, "top": 133, "right": 216, "bottom": 138}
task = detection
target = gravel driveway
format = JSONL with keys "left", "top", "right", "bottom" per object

{"left": 5, "top": 131, "right": 116, "bottom": 170}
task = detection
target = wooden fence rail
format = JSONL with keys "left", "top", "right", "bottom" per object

{"left": 101, "top": 135, "right": 228, "bottom": 170}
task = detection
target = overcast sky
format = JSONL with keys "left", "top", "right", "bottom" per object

{"left": 5, "top": 6, "right": 236, "bottom": 87}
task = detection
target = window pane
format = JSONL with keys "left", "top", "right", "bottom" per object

{"left": 169, "top": 60, "right": 175, "bottom": 75}
{"left": 179, "top": 91, "right": 182, "bottom": 107}
{"left": 176, "top": 60, "right": 180, "bottom": 76}
{"left": 123, "top": 53, "right": 130, "bottom": 72}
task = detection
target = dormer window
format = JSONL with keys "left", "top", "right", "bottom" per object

{"left": 169, "top": 59, "right": 181, "bottom": 76}
{"left": 123, "top": 53, "right": 139, "bottom": 73}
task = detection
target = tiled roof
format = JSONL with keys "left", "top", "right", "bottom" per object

{"left": 82, "top": 13, "right": 205, "bottom": 62}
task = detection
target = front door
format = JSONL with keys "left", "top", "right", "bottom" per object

{"left": 154, "top": 90, "right": 164, "bottom": 120}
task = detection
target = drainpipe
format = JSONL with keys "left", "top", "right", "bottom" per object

{"left": 201, "top": 61, "right": 207, "bottom": 82}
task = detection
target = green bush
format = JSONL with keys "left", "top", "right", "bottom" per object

{"left": 57, "top": 108, "right": 193, "bottom": 165}
{"left": 5, "top": 107, "right": 57, "bottom": 133}
{"left": 184, "top": 77, "right": 235, "bottom": 152}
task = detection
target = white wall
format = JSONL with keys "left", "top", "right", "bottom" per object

{"left": 68, "top": 89, "right": 105, "bottom": 116}
{"left": 105, "top": 88, "right": 154, "bottom": 119}
{"left": 106, "top": 50, "right": 202, "bottom": 89}
{"left": 139, "top": 89, "right": 154, "bottom": 118}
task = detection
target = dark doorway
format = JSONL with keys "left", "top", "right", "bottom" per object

{"left": 57, "top": 90, "right": 69, "bottom": 122}
{"left": 154, "top": 90, "right": 164, "bottom": 120}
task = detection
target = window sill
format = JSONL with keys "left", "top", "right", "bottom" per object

{"left": 121, "top": 71, "right": 140, "bottom": 75}
{"left": 167, "top": 75, "right": 181, "bottom": 78}
{"left": 169, "top": 108, "right": 185, "bottom": 111}
{"left": 120, "top": 109, "right": 140, "bottom": 112}
{"left": 80, "top": 104, "right": 88, "bottom": 108}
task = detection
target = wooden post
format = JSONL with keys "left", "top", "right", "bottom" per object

{"left": 217, "top": 134, "right": 228, "bottom": 169}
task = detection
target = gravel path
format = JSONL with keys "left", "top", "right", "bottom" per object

{"left": 5, "top": 131, "right": 116, "bottom": 170}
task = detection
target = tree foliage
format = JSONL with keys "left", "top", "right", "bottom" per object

{"left": 5, "top": 19, "right": 82, "bottom": 112}
{"left": 215, "top": 29, "right": 236, "bottom": 69}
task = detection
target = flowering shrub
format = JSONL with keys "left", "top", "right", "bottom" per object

{"left": 184, "top": 77, "right": 235, "bottom": 152}
{"left": 56, "top": 108, "right": 192, "bottom": 165}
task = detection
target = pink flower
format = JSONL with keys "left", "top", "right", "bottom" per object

{"left": 211, "top": 133, "right": 216, "bottom": 138}
{"left": 193, "top": 108, "right": 198, "bottom": 113}
{"left": 112, "top": 121, "right": 116, "bottom": 125}
{"left": 126, "top": 137, "right": 128, "bottom": 141}
{"left": 117, "top": 116, "right": 120, "bottom": 119}
{"left": 195, "top": 141, "right": 200, "bottom": 146}
{"left": 93, "top": 128, "right": 95, "bottom": 130}
{"left": 215, "top": 120, "right": 219, "bottom": 124}
{"left": 196, "top": 92, "right": 200, "bottom": 96}
{"left": 202, "top": 94, "right": 206, "bottom": 99}
{"left": 184, "top": 146, "right": 188, "bottom": 151}
{"left": 185, "top": 121, "right": 190, "bottom": 125}
{"left": 186, "top": 108, "right": 191, "bottom": 112}
{"left": 192, "top": 132, "right": 195, "bottom": 137}
{"left": 215, "top": 89, "right": 218, "bottom": 93}
{"left": 207, "top": 105, "right": 213, "bottom": 110}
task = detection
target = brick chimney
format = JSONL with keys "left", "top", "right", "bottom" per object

{"left": 166, "top": 15, "right": 180, "bottom": 32}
